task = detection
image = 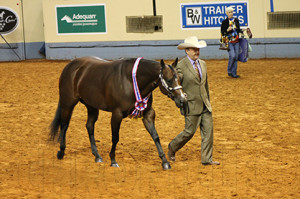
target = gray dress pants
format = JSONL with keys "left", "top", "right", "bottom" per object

{"left": 169, "top": 108, "right": 213, "bottom": 164}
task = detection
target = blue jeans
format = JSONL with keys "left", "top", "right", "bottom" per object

{"left": 227, "top": 42, "right": 239, "bottom": 76}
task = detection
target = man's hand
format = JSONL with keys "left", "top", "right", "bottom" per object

{"left": 227, "top": 26, "right": 233, "bottom": 32}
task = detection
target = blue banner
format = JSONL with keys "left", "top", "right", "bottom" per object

{"left": 181, "top": 2, "right": 249, "bottom": 29}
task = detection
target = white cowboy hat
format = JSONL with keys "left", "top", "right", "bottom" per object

{"left": 177, "top": 36, "right": 207, "bottom": 50}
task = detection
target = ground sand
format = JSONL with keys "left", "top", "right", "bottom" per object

{"left": 0, "top": 59, "right": 299, "bottom": 198}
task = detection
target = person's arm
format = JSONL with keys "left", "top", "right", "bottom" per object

{"left": 205, "top": 76, "right": 210, "bottom": 102}
{"left": 221, "top": 20, "right": 228, "bottom": 36}
{"left": 203, "top": 62, "right": 210, "bottom": 101}
{"left": 221, "top": 19, "right": 233, "bottom": 36}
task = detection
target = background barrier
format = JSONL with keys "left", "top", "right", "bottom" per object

{"left": 0, "top": 0, "right": 299, "bottom": 61}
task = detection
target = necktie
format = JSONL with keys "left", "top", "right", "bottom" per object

{"left": 194, "top": 61, "right": 202, "bottom": 79}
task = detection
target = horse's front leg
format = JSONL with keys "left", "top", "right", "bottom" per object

{"left": 142, "top": 107, "right": 171, "bottom": 170}
{"left": 110, "top": 110, "right": 123, "bottom": 167}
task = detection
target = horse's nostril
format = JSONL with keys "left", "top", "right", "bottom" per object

{"left": 179, "top": 99, "right": 183, "bottom": 104}
{"left": 180, "top": 95, "right": 187, "bottom": 103}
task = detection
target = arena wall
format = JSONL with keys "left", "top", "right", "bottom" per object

{"left": 22, "top": 0, "right": 45, "bottom": 59}
{"left": 0, "top": 0, "right": 25, "bottom": 61}
{"left": 0, "top": 0, "right": 299, "bottom": 61}
{"left": 0, "top": 0, "right": 45, "bottom": 61}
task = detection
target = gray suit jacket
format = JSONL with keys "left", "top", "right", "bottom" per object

{"left": 176, "top": 57, "right": 212, "bottom": 115}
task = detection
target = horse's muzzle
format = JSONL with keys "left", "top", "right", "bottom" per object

{"left": 179, "top": 99, "right": 189, "bottom": 116}
{"left": 175, "top": 93, "right": 188, "bottom": 116}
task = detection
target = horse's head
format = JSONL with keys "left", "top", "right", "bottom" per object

{"left": 158, "top": 59, "right": 189, "bottom": 116}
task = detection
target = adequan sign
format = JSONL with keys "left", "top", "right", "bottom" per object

{"left": 180, "top": 1, "right": 249, "bottom": 29}
{"left": 56, "top": 4, "right": 107, "bottom": 35}
{"left": 0, "top": 7, "right": 19, "bottom": 35}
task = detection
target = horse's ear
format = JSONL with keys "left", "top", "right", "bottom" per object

{"left": 160, "top": 59, "right": 165, "bottom": 69}
{"left": 172, "top": 58, "right": 178, "bottom": 68}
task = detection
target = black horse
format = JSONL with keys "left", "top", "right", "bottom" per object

{"left": 49, "top": 56, "right": 188, "bottom": 170}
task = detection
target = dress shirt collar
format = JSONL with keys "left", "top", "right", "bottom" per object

{"left": 187, "top": 56, "right": 202, "bottom": 78}
{"left": 187, "top": 56, "right": 199, "bottom": 68}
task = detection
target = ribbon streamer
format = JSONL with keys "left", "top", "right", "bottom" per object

{"left": 131, "top": 57, "right": 150, "bottom": 118}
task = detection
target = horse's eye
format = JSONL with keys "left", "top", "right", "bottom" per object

{"left": 166, "top": 79, "right": 172, "bottom": 85}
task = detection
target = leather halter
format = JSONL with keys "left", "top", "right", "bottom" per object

{"left": 159, "top": 65, "right": 182, "bottom": 98}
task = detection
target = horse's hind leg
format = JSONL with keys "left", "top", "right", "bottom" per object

{"left": 142, "top": 107, "right": 171, "bottom": 170}
{"left": 57, "top": 103, "right": 77, "bottom": 159}
{"left": 110, "top": 110, "right": 123, "bottom": 167}
{"left": 85, "top": 105, "right": 103, "bottom": 163}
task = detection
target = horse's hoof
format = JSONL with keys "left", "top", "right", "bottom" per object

{"left": 162, "top": 162, "right": 171, "bottom": 170}
{"left": 57, "top": 151, "right": 64, "bottom": 160}
{"left": 95, "top": 157, "right": 103, "bottom": 163}
{"left": 111, "top": 163, "right": 120, "bottom": 167}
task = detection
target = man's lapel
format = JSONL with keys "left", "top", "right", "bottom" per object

{"left": 184, "top": 57, "right": 201, "bottom": 81}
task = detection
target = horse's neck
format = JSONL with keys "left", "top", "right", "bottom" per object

{"left": 140, "top": 72, "right": 160, "bottom": 97}
{"left": 140, "top": 80, "right": 158, "bottom": 97}
{"left": 132, "top": 61, "right": 159, "bottom": 98}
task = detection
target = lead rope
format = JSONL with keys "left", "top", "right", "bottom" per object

{"left": 131, "top": 57, "right": 150, "bottom": 118}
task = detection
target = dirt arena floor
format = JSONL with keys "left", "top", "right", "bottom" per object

{"left": 0, "top": 58, "right": 299, "bottom": 198}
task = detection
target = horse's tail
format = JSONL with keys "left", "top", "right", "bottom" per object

{"left": 49, "top": 102, "right": 61, "bottom": 142}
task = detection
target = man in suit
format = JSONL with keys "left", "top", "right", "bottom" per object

{"left": 168, "top": 36, "right": 220, "bottom": 166}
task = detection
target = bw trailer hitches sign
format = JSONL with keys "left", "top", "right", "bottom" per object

{"left": 180, "top": 1, "right": 249, "bottom": 29}
{"left": 56, "top": 4, "right": 106, "bottom": 35}
{"left": 0, "top": 7, "right": 19, "bottom": 35}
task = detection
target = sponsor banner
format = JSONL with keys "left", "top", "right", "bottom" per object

{"left": 56, "top": 4, "right": 106, "bottom": 35}
{"left": 0, "top": 7, "right": 19, "bottom": 35}
{"left": 180, "top": 1, "right": 249, "bottom": 29}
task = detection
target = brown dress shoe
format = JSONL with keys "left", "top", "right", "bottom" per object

{"left": 168, "top": 144, "right": 176, "bottom": 162}
{"left": 202, "top": 161, "right": 220, "bottom": 166}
